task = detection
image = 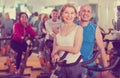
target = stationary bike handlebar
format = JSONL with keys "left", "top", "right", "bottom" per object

{"left": 81, "top": 39, "right": 120, "bottom": 71}
{"left": 56, "top": 51, "right": 99, "bottom": 67}
{"left": 56, "top": 50, "right": 120, "bottom": 71}
{"left": 81, "top": 54, "right": 120, "bottom": 71}
{"left": 0, "top": 35, "right": 45, "bottom": 41}
{"left": 0, "top": 36, "right": 11, "bottom": 40}
{"left": 104, "top": 39, "right": 120, "bottom": 43}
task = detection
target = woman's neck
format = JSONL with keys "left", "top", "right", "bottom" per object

{"left": 21, "top": 22, "right": 27, "bottom": 27}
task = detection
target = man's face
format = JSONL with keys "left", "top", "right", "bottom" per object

{"left": 4, "top": 13, "right": 9, "bottom": 20}
{"left": 79, "top": 5, "right": 92, "bottom": 22}
{"left": 51, "top": 11, "right": 58, "bottom": 21}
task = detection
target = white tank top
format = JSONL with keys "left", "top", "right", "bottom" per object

{"left": 56, "top": 26, "right": 82, "bottom": 63}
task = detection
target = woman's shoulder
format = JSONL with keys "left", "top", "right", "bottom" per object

{"left": 75, "top": 25, "right": 83, "bottom": 31}
{"left": 73, "top": 24, "right": 83, "bottom": 34}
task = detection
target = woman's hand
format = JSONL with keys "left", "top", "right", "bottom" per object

{"left": 35, "top": 35, "right": 39, "bottom": 39}
{"left": 52, "top": 54, "right": 60, "bottom": 64}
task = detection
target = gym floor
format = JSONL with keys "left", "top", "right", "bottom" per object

{"left": 0, "top": 53, "right": 43, "bottom": 78}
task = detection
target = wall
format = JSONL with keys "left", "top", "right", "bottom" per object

{"left": 97, "top": 0, "right": 115, "bottom": 30}
{"left": 27, "top": 0, "right": 67, "bottom": 12}
{"left": 0, "top": 0, "right": 118, "bottom": 30}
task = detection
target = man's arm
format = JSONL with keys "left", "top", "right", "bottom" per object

{"left": 96, "top": 26, "right": 108, "bottom": 67}
{"left": 45, "top": 21, "right": 53, "bottom": 35}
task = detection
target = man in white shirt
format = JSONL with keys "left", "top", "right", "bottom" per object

{"left": 45, "top": 9, "right": 62, "bottom": 69}
{"left": 45, "top": 9, "right": 62, "bottom": 40}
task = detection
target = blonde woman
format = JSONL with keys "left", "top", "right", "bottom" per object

{"left": 51, "top": 4, "right": 83, "bottom": 78}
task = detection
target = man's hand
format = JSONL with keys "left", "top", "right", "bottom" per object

{"left": 49, "top": 33, "right": 56, "bottom": 39}
{"left": 52, "top": 26, "right": 60, "bottom": 34}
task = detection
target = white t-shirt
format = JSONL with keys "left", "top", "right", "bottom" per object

{"left": 45, "top": 19, "right": 62, "bottom": 39}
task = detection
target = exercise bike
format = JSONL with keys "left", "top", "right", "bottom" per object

{"left": 0, "top": 36, "right": 29, "bottom": 78}
{"left": 52, "top": 48, "right": 120, "bottom": 78}
{"left": 81, "top": 29, "right": 120, "bottom": 78}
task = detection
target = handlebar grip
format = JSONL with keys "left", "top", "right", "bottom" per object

{"left": 81, "top": 57, "right": 120, "bottom": 71}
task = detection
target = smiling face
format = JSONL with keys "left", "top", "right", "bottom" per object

{"left": 51, "top": 10, "right": 59, "bottom": 22}
{"left": 4, "top": 13, "right": 10, "bottom": 20}
{"left": 60, "top": 4, "right": 77, "bottom": 23}
{"left": 20, "top": 13, "right": 28, "bottom": 24}
{"left": 79, "top": 5, "right": 92, "bottom": 22}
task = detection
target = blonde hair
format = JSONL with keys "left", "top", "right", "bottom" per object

{"left": 40, "top": 14, "right": 48, "bottom": 22}
{"left": 60, "top": 4, "right": 77, "bottom": 22}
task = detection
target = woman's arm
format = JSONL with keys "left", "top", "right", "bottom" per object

{"left": 28, "top": 25, "right": 37, "bottom": 37}
{"left": 52, "top": 26, "right": 83, "bottom": 54}
{"left": 52, "top": 35, "right": 58, "bottom": 56}
{"left": 51, "top": 35, "right": 60, "bottom": 63}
